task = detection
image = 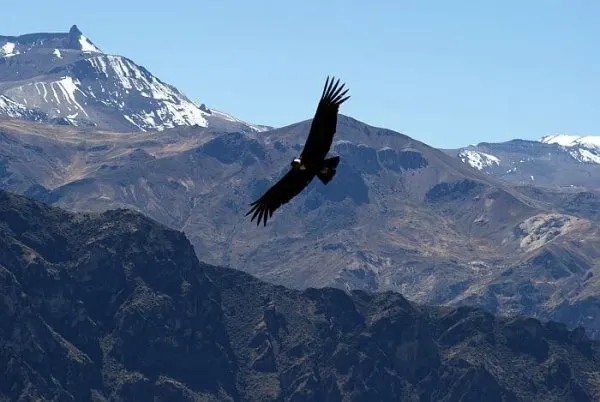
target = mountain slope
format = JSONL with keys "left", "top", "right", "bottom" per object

{"left": 1, "top": 189, "right": 599, "bottom": 401}
{"left": 1, "top": 115, "right": 599, "bottom": 339}
{"left": 0, "top": 25, "right": 269, "bottom": 133}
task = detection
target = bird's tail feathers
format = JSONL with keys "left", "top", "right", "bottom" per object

{"left": 317, "top": 156, "right": 340, "bottom": 185}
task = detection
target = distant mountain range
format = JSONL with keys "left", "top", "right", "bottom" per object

{"left": 0, "top": 26, "right": 599, "bottom": 344}
{"left": 0, "top": 25, "right": 270, "bottom": 133}
{"left": 1, "top": 189, "right": 598, "bottom": 401}
{"left": 446, "top": 135, "right": 600, "bottom": 188}
{"left": 1, "top": 25, "right": 597, "bottom": 189}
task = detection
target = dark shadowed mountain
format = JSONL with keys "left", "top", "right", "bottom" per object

{"left": 1, "top": 189, "right": 599, "bottom": 401}
{"left": 1, "top": 115, "right": 599, "bottom": 340}
{"left": 0, "top": 25, "right": 270, "bottom": 133}
{"left": 446, "top": 135, "right": 600, "bottom": 189}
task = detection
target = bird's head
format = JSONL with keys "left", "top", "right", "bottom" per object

{"left": 291, "top": 158, "right": 302, "bottom": 169}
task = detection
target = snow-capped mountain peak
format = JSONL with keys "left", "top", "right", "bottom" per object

{"left": 0, "top": 26, "right": 267, "bottom": 133}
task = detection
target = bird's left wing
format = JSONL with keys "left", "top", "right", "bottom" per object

{"left": 301, "top": 76, "right": 351, "bottom": 163}
{"left": 246, "top": 168, "right": 314, "bottom": 226}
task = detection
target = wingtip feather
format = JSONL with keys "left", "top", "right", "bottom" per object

{"left": 338, "top": 95, "right": 351, "bottom": 105}
{"left": 320, "top": 76, "right": 350, "bottom": 106}
{"left": 324, "top": 76, "right": 336, "bottom": 100}
{"left": 321, "top": 76, "right": 330, "bottom": 99}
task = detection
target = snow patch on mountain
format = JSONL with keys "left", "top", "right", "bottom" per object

{"left": 54, "top": 76, "right": 89, "bottom": 116}
{"left": 541, "top": 134, "right": 600, "bottom": 164}
{"left": 0, "top": 95, "right": 47, "bottom": 121}
{"left": 208, "top": 108, "right": 271, "bottom": 132}
{"left": 0, "top": 95, "right": 29, "bottom": 117}
{"left": 541, "top": 134, "right": 600, "bottom": 149}
{"left": 90, "top": 55, "right": 171, "bottom": 99}
{"left": 123, "top": 100, "right": 207, "bottom": 132}
{"left": 569, "top": 148, "right": 600, "bottom": 165}
{"left": 6, "top": 77, "right": 89, "bottom": 118}
{"left": 1, "top": 42, "right": 19, "bottom": 58}
{"left": 81, "top": 54, "right": 209, "bottom": 131}
{"left": 78, "top": 35, "right": 101, "bottom": 53}
{"left": 458, "top": 149, "right": 500, "bottom": 170}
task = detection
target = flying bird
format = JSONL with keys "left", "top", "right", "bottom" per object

{"left": 246, "top": 76, "right": 350, "bottom": 226}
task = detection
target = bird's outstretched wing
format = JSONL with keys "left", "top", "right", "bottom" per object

{"left": 301, "top": 76, "right": 351, "bottom": 165}
{"left": 246, "top": 169, "right": 314, "bottom": 226}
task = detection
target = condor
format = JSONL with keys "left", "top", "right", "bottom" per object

{"left": 247, "top": 76, "right": 350, "bottom": 226}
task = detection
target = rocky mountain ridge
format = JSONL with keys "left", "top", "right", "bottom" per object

{"left": 1, "top": 189, "right": 599, "bottom": 401}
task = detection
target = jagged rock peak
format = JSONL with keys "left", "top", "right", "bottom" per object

{"left": 69, "top": 24, "right": 82, "bottom": 36}
{"left": 0, "top": 24, "right": 102, "bottom": 54}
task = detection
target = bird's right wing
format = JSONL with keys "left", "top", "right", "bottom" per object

{"left": 301, "top": 76, "right": 351, "bottom": 162}
{"left": 246, "top": 168, "right": 314, "bottom": 226}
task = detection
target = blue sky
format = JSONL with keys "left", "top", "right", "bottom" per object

{"left": 3, "top": 1, "right": 599, "bottom": 148}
